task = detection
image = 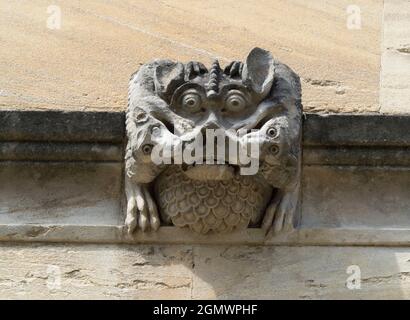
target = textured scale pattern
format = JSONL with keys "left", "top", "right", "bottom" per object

{"left": 154, "top": 166, "right": 274, "bottom": 234}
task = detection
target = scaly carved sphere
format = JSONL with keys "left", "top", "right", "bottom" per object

{"left": 154, "top": 165, "right": 273, "bottom": 234}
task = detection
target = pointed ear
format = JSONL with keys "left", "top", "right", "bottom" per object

{"left": 154, "top": 62, "right": 185, "bottom": 100}
{"left": 242, "top": 48, "right": 275, "bottom": 97}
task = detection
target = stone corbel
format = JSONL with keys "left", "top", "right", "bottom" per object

{"left": 125, "top": 48, "right": 302, "bottom": 236}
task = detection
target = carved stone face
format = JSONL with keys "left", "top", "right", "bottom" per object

{"left": 166, "top": 64, "right": 265, "bottom": 131}
{"left": 125, "top": 47, "right": 302, "bottom": 234}
{"left": 153, "top": 49, "right": 275, "bottom": 136}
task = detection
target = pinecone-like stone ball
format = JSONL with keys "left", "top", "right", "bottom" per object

{"left": 154, "top": 165, "right": 273, "bottom": 234}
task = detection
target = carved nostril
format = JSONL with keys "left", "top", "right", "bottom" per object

{"left": 270, "top": 145, "right": 280, "bottom": 155}
{"left": 142, "top": 144, "right": 153, "bottom": 155}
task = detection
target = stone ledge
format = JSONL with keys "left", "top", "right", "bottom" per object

{"left": 1, "top": 110, "right": 410, "bottom": 164}
{"left": 2, "top": 224, "right": 410, "bottom": 246}
{"left": 0, "top": 142, "right": 122, "bottom": 161}
{"left": 304, "top": 146, "right": 410, "bottom": 166}
{"left": 0, "top": 110, "right": 125, "bottom": 142}
{"left": 302, "top": 113, "right": 410, "bottom": 147}
{"left": 0, "top": 111, "right": 409, "bottom": 245}
{"left": 1, "top": 111, "right": 410, "bottom": 146}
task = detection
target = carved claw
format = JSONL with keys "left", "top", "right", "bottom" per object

{"left": 125, "top": 180, "right": 160, "bottom": 234}
{"left": 224, "top": 61, "right": 243, "bottom": 78}
{"left": 262, "top": 184, "right": 300, "bottom": 236}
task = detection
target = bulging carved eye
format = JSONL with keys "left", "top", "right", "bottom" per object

{"left": 267, "top": 127, "right": 278, "bottom": 138}
{"left": 181, "top": 90, "right": 202, "bottom": 112}
{"left": 225, "top": 90, "right": 246, "bottom": 112}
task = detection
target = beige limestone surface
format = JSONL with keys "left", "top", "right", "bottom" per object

{"left": 2, "top": 0, "right": 409, "bottom": 301}
{"left": 0, "top": 0, "right": 382, "bottom": 113}
{"left": 1, "top": 243, "right": 410, "bottom": 299}
{"left": 380, "top": 0, "right": 410, "bottom": 114}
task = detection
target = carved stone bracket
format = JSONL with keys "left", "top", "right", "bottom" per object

{"left": 125, "top": 48, "right": 302, "bottom": 235}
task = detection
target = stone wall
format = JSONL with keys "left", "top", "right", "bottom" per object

{"left": 2, "top": 244, "right": 410, "bottom": 299}
{"left": 0, "top": 1, "right": 409, "bottom": 300}
{"left": 0, "top": 111, "right": 409, "bottom": 299}
{"left": 0, "top": 0, "right": 382, "bottom": 113}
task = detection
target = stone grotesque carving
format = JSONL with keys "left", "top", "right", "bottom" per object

{"left": 125, "top": 48, "right": 302, "bottom": 235}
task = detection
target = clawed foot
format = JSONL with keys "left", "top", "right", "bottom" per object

{"left": 261, "top": 185, "right": 300, "bottom": 236}
{"left": 125, "top": 180, "right": 160, "bottom": 234}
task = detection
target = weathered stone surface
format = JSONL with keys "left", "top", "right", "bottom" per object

{"left": 380, "top": 0, "right": 410, "bottom": 114}
{"left": 0, "top": 142, "right": 122, "bottom": 161}
{"left": 0, "top": 162, "right": 122, "bottom": 225}
{"left": 0, "top": 0, "right": 409, "bottom": 301}
{"left": 0, "top": 110, "right": 124, "bottom": 142}
{"left": 303, "top": 114, "right": 410, "bottom": 147}
{"left": 2, "top": 111, "right": 410, "bottom": 167}
{"left": 0, "top": 244, "right": 193, "bottom": 299}
{"left": 303, "top": 146, "right": 410, "bottom": 166}
{"left": 0, "top": 110, "right": 408, "bottom": 245}
{"left": 3, "top": 223, "right": 410, "bottom": 247}
{"left": 0, "top": 0, "right": 382, "bottom": 113}
{"left": 1, "top": 243, "right": 410, "bottom": 299}
{"left": 192, "top": 246, "right": 410, "bottom": 299}
{"left": 302, "top": 166, "right": 410, "bottom": 228}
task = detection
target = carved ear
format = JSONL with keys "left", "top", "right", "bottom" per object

{"left": 242, "top": 47, "right": 275, "bottom": 97}
{"left": 154, "top": 62, "right": 185, "bottom": 100}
